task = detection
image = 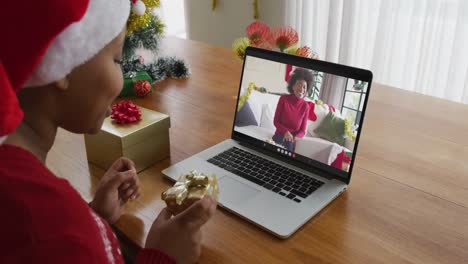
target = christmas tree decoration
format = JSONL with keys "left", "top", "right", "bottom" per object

{"left": 124, "top": 18, "right": 164, "bottom": 59}
{"left": 120, "top": 71, "right": 152, "bottom": 97}
{"left": 126, "top": 0, "right": 160, "bottom": 34}
{"left": 134, "top": 80, "right": 152, "bottom": 97}
{"left": 122, "top": 57, "right": 191, "bottom": 84}
{"left": 131, "top": 0, "right": 146, "bottom": 15}
{"left": 121, "top": 0, "right": 190, "bottom": 98}
{"left": 111, "top": 100, "right": 142, "bottom": 124}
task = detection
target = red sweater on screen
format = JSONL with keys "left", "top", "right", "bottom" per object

{"left": 273, "top": 94, "right": 310, "bottom": 138}
{"left": 0, "top": 144, "right": 175, "bottom": 264}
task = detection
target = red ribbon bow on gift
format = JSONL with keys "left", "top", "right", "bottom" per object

{"left": 111, "top": 100, "right": 142, "bottom": 124}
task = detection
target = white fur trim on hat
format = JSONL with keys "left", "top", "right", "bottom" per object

{"left": 24, "top": 0, "right": 130, "bottom": 87}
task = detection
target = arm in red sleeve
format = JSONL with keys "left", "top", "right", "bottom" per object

{"left": 135, "top": 248, "right": 177, "bottom": 264}
{"left": 29, "top": 235, "right": 101, "bottom": 264}
{"left": 292, "top": 103, "right": 309, "bottom": 138}
{"left": 273, "top": 96, "right": 290, "bottom": 135}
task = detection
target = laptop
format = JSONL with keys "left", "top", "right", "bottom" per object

{"left": 162, "top": 46, "right": 373, "bottom": 238}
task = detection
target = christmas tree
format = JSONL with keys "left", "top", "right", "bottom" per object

{"left": 120, "top": 0, "right": 190, "bottom": 97}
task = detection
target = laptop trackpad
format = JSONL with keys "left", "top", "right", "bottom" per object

{"left": 218, "top": 176, "right": 260, "bottom": 205}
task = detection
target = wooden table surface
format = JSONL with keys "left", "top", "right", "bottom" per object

{"left": 47, "top": 37, "right": 468, "bottom": 264}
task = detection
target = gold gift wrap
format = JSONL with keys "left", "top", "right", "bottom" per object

{"left": 84, "top": 107, "right": 170, "bottom": 173}
{"left": 162, "top": 170, "right": 219, "bottom": 215}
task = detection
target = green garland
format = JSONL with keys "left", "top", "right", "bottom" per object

{"left": 123, "top": 17, "right": 165, "bottom": 61}
{"left": 237, "top": 82, "right": 255, "bottom": 112}
{"left": 122, "top": 56, "right": 191, "bottom": 84}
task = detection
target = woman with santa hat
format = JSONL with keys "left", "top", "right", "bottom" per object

{"left": 0, "top": 1, "right": 217, "bottom": 263}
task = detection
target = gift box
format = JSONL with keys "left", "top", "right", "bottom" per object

{"left": 84, "top": 106, "right": 170, "bottom": 173}
{"left": 119, "top": 71, "right": 152, "bottom": 97}
{"left": 162, "top": 170, "right": 219, "bottom": 215}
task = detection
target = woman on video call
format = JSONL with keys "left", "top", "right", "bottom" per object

{"left": 273, "top": 68, "right": 313, "bottom": 152}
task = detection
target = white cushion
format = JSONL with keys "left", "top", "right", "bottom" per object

{"left": 306, "top": 104, "right": 330, "bottom": 137}
{"left": 295, "top": 137, "right": 344, "bottom": 165}
{"left": 247, "top": 90, "right": 281, "bottom": 125}
{"left": 259, "top": 104, "right": 276, "bottom": 131}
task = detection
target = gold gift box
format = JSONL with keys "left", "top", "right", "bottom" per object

{"left": 162, "top": 170, "right": 219, "bottom": 215}
{"left": 84, "top": 107, "right": 170, "bottom": 173}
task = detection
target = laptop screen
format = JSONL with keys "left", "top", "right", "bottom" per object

{"left": 232, "top": 48, "right": 372, "bottom": 181}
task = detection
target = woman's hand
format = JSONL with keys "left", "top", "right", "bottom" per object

{"left": 284, "top": 131, "right": 294, "bottom": 142}
{"left": 90, "top": 157, "right": 141, "bottom": 224}
{"left": 145, "top": 196, "right": 217, "bottom": 264}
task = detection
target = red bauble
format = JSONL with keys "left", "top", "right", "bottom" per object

{"left": 134, "top": 80, "right": 151, "bottom": 97}
{"left": 111, "top": 100, "right": 142, "bottom": 124}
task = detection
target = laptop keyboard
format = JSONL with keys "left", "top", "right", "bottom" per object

{"left": 207, "top": 147, "right": 324, "bottom": 203}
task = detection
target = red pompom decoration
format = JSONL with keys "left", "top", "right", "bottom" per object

{"left": 111, "top": 100, "right": 142, "bottom": 124}
{"left": 134, "top": 80, "right": 151, "bottom": 97}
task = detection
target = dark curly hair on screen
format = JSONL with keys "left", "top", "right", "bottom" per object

{"left": 286, "top": 68, "right": 315, "bottom": 97}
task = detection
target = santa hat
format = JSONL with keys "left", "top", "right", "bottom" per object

{"left": 0, "top": 0, "right": 131, "bottom": 143}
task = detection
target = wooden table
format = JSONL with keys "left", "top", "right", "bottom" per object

{"left": 47, "top": 37, "right": 468, "bottom": 264}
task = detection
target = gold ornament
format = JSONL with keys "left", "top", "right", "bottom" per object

{"left": 253, "top": 0, "right": 259, "bottom": 19}
{"left": 212, "top": 0, "right": 217, "bottom": 11}
{"left": 210, "top": 0, "right": 259, "bottom": 19}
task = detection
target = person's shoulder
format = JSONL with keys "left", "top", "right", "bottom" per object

{"left": 0, "top": 164, "right": 99, "bottom": 262}
{"left": 0, "top": 144, "right": 97, "bottom": 244}
{"left": 0, "top": 144, "right": 50, "bottom": 179}
{"left": 0, "top": 171, "right": 104, "bottom": 262}
{"left": 0, "top": 144, "right": 74, "bottom": 199}
{"left": 0, "top": 144, "right": 35, "bottom": 162}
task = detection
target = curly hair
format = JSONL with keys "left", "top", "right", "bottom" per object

{"left": 286, "top": 68, "right": 315, "bottom": 97}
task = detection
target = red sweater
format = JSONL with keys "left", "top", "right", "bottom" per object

{"left": 273, "top": 94, "right": 310, "bottom": 138}
{"left": 0, "top": 144, "right": 175, "bottom": 264}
